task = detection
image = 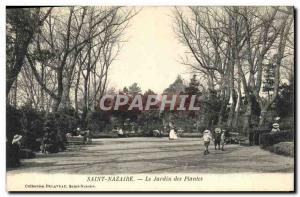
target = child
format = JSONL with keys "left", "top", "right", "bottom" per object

{"left": 214, "top": 127, "right": 222, "bottom": 150}
{"left": 203, "top": 130, "right": 212, "bottom": 155}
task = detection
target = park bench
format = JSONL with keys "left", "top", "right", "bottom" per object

{"left": 66, "top": 136, "right": 85, "bottom": 151}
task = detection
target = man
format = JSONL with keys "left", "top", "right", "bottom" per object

{"left": 249, "top": 124, "right": 255, "bottom": 146}
{"left": 203, "top": 129, "right": 212, "bottom": 155}
{"left": 221, "top": 130, "right": 226, "bottom": 151}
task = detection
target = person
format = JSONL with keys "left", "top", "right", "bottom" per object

{"left": 85, "top": 129, "right": 91, "bottom": 144}
{"left": 169, "top": 122, "right": 178, "bottom": 140}
{"left": 153, "top": 129, "right": 161, "bottom": 137}
{"left": 203, "top": 129, "right": 212, "bottom": 155}
{"left": 117, "top": 127, "right": 124, "bottom": 137}
{"left": 214, "top": 127, "right": 222, "bottom": 150}
{"left": 249, "top": 124, "right": 255, "bottom": 146}
{"left": 271, "top": 123, "right": 280, "bottom": 133}
{"left": 41, "top": 131, "right": 50, "bottom": 154}
{"left": 10, "top": 134, "right": 23, "bottom": 167}
{"left": 169, "top": 128, "right": 178, "bottom": 140}
{"left": 221, "top": 130, "right": 226, "bottom": 151}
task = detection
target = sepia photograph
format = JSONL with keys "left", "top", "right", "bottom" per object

{"left": 5, "top": 5, "right": 295, "bottom": 192}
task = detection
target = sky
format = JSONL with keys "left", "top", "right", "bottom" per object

{"left": 109, "top": 7, "right": 189, "bottom": 94}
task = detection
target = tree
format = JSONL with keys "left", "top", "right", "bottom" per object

{"left": 174, "top": 6, "right": 294, "bottom": 133}
{"left": 24, "top": 6, "right": 137, "bottom": 113}
{"left": 6, "top": 7, "right": 52, "bottom": 96}
{"left": 128, "top": 82, "right": 142, "bottom": 95}
{"left": 164, "top": 75, "right": 185, "bottom": 94}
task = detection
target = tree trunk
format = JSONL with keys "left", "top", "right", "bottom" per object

{"left": 74, "top": 69, "right": 81, "bottom": 116}
{"left": 258, "top": 108, "right": 268, "bottom": 126}
{"left": 58, "top": 84, "right": 71, "bottom": 111}
{"left": 232, "top": 81, "right": 241, "bottom": 128}
{"left": 82, "top": 75, "right": 89, "bottom": 121}
{"left": 227, "top": 90, "right": 235, "bottom": 127}
{"left": 243, "top": 96, "right": 252, "bottom": 135}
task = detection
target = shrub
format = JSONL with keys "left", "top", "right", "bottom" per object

{"left": 259, "top": 130, "right": 294, "bottom": 148}
{"left": 6, "top": 105, "right": 22, "bottom": 141}
{"left": 265, "top": 142, "right": 294, "bottom": 157}
{"left": 86, "top": 111, "right": 111, "bottom": 133}
{"left": 20, "top": 149, "right": 36, "bottom": 159}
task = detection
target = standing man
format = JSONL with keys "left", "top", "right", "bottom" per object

{"left": 221, "top": 129, "right": 226, "bottom": 151}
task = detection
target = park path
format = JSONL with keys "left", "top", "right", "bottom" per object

{"left": 7, "top": 137, "right": 294, "bottom": 175}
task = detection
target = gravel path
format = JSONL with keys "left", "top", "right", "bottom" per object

{"left": 7, "top": 137, "right": 294, "bottom": 175}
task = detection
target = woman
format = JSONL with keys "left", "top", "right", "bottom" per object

{"left": 169, "top": 122, "right": 178, "bottom": 140}
{"left": 169, "top": 128, "right": 178, "bottom": 140}
{"left": 10, "top": 134, "right": 23, "bottom": 167}
{"left": 271, "top": 123, "right": 280, "bottom": 133}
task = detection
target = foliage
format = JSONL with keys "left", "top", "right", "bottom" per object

{"left": 264, "top": 142, "right": 294, "bottom": 157}
{"left": 259, "top": 130, "right": 294, "bottom": 148}
{"left": 262, "top": 63, "right": 276, "bottom": 95}
{"left": 6, "top": 104, "right": 81, "bottom": 152}
{"left": 164, "top": 75, "right": 185, "bottom": 94}
{"left": 275, "top": 79, "right": 294, "bottom": 118}
{"left": 86, "top": 111, "right": 112, "bottom": 133}
{"left": 128, "top": 82, "right": 142, "bottom": 95}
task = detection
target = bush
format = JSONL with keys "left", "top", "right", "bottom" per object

{"left": 259, "top": 130, "right": 294, "bottom": 148}
{"left": 6, "top": 105, "right": 22, "bottom": 141}
{"left": 6, "top": 105, "right": 81, "bottom": 154}
{"left": 20, "top": 149, "right": 36, "bottom": 159}
{"left": 265, "top": 142, "right": 294, "bottom": 157}
{"left": 86, "top": 111, "right": 111, "bottom": 133}
{"left": 92, "top": 132, "right": 118, "bottom": 138}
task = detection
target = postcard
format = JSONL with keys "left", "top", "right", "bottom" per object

{"left": 6, "top": 6, "right": 295, "bottom": 192}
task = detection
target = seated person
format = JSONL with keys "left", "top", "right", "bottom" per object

{"left": 271, "top": 123, "right": 280, "bottom": 133}
{"left": 117, "top": 128, "right": 124, "bottom": 137}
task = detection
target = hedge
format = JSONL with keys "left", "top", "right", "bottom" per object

{"left": 265, "top": 142, "right": 294, "bottom": 157}
{"left": 259, "top": 130, "right": 294, "bottom": 148}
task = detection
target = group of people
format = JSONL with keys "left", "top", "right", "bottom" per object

{"left": 203, "top": 128, "right": 226, "bottom": 155}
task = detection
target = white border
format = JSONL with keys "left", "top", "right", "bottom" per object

{"left": 0, "top": 1, "right": 298, "bottom": 197}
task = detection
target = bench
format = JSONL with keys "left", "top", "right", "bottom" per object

{"left": 66, "top": 136, "right": 85, "bottom": 151}
{"left": 66, "top": 136, "right": 85, "bottom": 144}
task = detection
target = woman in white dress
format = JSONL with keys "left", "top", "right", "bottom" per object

{"left": 169, "top": 122, "right": 178, "bottom": 140}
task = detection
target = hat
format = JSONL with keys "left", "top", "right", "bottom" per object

{"left": 204, "top": 130, "right": 210, "bottom": 133}
{"left": 274, "top": 117, "right": 280, "bottom": 121}
{"left": 215, "top": 128, "right": 221, "bottom": 133}
{"left": 12, "top": 134, "right": 22, "bottom": 144}
{"left": 272, "top": 123, "right": 279, "bottom": 128}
